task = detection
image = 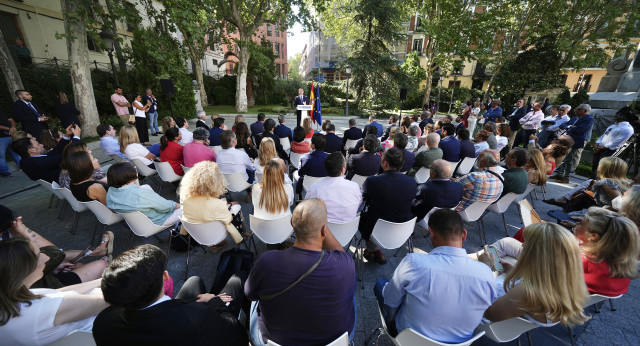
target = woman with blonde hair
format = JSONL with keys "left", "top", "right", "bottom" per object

{"left": 119, "top": 125, "right": 156, "bottom": 169}
{"left": 161, "top": 116, "right": 175, "bottom": 135}
{"left": 480, "top": 223, "right": 589, "bottom": 327}
{"left": 302, "top": 117, "right": 314, "bottom": 139}
{"left": 180, "top": 161, "right": 246, "bottom": 250}
{"left": 254, "top": 137, "right": 287, "bottom": 175}
{"left": 381, "top": 126, "right": 399, "bottom": 151}
{"left": 526, "top": 149, "right": 547, "bottom": 186}
{"left": 620, "top": 185, "right": 640, "bottom": 227}
{"left": 252, "top": 160, "right": 293, "bottom": 219}
{"left": 54, "top": 91, "right": 81, "bottom": 128}
{"left": 232, "top": 115, "right": 246, "bottom": 132}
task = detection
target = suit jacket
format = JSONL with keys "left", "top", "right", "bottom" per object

{"left": 299, "top": 150, "right": 328, "bottom": 178}
{"left": 256, "top": 131, "right": 288, "bottom": 161}
{"left": 484, "top": 106, "right": 503, "bottom": 123}
{"left": 419, "top": 118, "right": 433, "bottom": 132}
{"left": 324, "top": 132, "right": 343, "bottom": 153}
{"left": 380, "top": 124, "right": 396, "bottom": 142}
{"left": 343, "top": 127, "right": 363, "bottom": 145}
{"left": 196, "top": 120, "right": 210, "bottom": 130}
{"left": 459, "top": 140, "right": 475, "bottom": 159}
{"left": 411, "top": 179, "right": 463, "bottom": 220}
{"left": 208, "top": 127, "right": 224, "bottom": 146}
{"left": 566, "top": 114, "right": 594, "bottom": 149}
{"left": 508, "top": 106, "right": 526, "bottom": 131}
{"left": 359, "top": 170, "right": 417, "bottom": 237}
{"left": 20, "top": 137, "right": 73, "bottom": 182}
{"left": 92, "top": 298, "right": 247, "bottom": 346}
{"left": 363, "top": 121, "right": 384, "bottom": 138}
{"left": 274, "top": 124, "right": 292, "bottom": 142}
{"left": 347, "top": 151, "right": 380, "bottom": 179}
{"left": 293, "top": 95, "right": 310, "bottom": 107}
{"left": 11, "top": 100, "right": 48, "bottom": 139}
{"left": 401, "top": 149, "right": 415, "bottom": 173}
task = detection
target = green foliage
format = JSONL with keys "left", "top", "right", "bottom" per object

{"left": 554, "top": 88, "right": 572, "bottom": 105}
{"left": 288, "top": 53, "right": 303, "bottom": 81}
{"left": 400, "top": 52, "right": 426, "bottom": 88}
{"left": 571, "top": 89, "right": 590, "bottom": 109}
{"left": 204, "top": 75, "right": 236, "bottom": 105}
{"left": 246, "top": 40, "right": 277, "bottom": 105}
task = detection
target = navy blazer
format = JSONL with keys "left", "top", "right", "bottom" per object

{"left": 343, "top": 127, "right": 363, "bottom": 145}
{"left": 293, "top": 95, "right": 310, "bottom": 107}
{"left": 459, "top": 140, "right": 475, "bottom": 159}
{"left": 411, "top": 179, "right": 463, "bottom": 220}
{"left": 439, "top": 136, "right": 461, "bottom": 163}
{"left": 196, "top": 120, "right": 210, "bottom": 131}
{"left": 419, "top": 118, "right": 433, "bottom": 132}
{"left": 11, "top": 100, "right": 48, "bottom": 139}
{"left": 401, "top": 149, "right": 415, "bottom": 173}
{"left": 566, "top": 114, "right": 594, "bottom": 149}
{"left": 507, "top": 106, "right": 526, "bottom": 131}
{"left": 298, "top": 150, "right": 328, "bottom": 178}
{"left": 347, "top": 151, "right": 380, "bottom": 179}
{"left": 208, "top": 127, "right": 224, "bottom": 146}
{"left": 324, "top": 133, "right": 343, "bottom": 154}
{"left": 363, "top": 121, "right": 384, "bottom": 138}
{"left": 274, "top": 124, "right": 292, "bottom": 142}
{"left": 256, "top": 131, "right": 289, "bottom": 161}
{"left": 484, "top": 106, "right": 503, "bottom": 123}
{"left": 20, "top": 137, "right": 73, "bottom": 182}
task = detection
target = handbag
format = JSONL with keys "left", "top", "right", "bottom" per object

{"left": 567, "top": 189, "right": 595, "bottom": 212}
{"left": 128, "top": 114, "right": 136, "bottom": 124}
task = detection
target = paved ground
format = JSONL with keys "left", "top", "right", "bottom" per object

{"left": 1, "top": 114, "right": 638, "bottom": 345}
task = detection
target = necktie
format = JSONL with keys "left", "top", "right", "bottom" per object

{"left": 27, "top": 102, "right": 39, "bottom": 119}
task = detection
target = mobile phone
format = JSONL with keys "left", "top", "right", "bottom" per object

{"left": 487, "top": 245, "right": 503, "bottom": 271}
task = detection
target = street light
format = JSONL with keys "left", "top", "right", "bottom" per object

{"left": 437, "top": 74, "right": 444, "bottom": 115}
{"left": 448, "top": 66, "right": 462, "bottom": 114}
{"left": 344, "top": 64, "right": 351, "bottom": 116}
{"left": 99, "top": 30, "right": 120, "bottom": 86}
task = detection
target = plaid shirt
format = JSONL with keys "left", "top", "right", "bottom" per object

{"left": 455, "top": 168, "right": 504, "bottom": 211}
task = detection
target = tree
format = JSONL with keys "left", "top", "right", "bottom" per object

{"left": 288, "top": 52, "right": 302, "bottom": 81}
{"left": 0, "top": 30, "right": 24, "bottom": 102}
{"left": 400, "top": 51, "right": 426, "bottom": 88}
{"left": 60, "top": 0, "right": 100, "bottom": 137}
{"left": 245, "top": 39, "right": 277, "bottom": 106}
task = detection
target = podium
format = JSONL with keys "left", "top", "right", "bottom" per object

{"left": 296, "top": 105, "right": 313, "bottom": 111}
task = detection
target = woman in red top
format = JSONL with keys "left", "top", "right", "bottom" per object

{"left": 542, "top": 143, "right": 566, "bottom": 175}
{"left": 291, "top": 126, "right": 311, "bottom": 154}
{"left": 160, "top": 127, "right": 184, "bottom": 176}
{"left": 302, "top": 117, "right": 314, "bottom": 139}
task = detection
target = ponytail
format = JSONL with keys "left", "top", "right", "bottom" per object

{"left": 161, "top": 127, "right": 180, "bottom": 151}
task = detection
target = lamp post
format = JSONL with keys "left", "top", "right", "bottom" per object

{"left": 448, "top": 67, "right": 461, "bottom": 114}
{"left": 344, "top": 64, "right": 352, "bottom": 116}
{"left": 437, "top": 75, "right": 444, "bottom": 115}
{"left": 99, "top": 30, "right": 120, "bottom": 86}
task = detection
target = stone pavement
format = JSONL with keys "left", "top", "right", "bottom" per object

{"left": 1, "top": 115, "right": 638, "bottom": 345}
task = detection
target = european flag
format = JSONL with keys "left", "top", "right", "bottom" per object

{"left": 315, "top": 84, "right": 322, "bottom": 126}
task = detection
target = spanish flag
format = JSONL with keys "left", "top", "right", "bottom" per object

{"left": 309, "top": 82, "right": 315, "bottom": 123}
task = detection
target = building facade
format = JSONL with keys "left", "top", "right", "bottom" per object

{"left": 221, "top": 23, "right": 288, "bottom": 79}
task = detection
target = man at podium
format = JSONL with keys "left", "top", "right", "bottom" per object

{"left": 293, "top": 88, "right": 310, "bottom": 127}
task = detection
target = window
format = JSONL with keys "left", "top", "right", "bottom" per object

{"left": 448, "top": 80, "right": 461, "bottom": 88}
{"left": 274, "top": 42, "right": 280, "bottom": 56}
{"left": 412, "top": 38, "right": 423, "bottom": 55}
{"left": 0, "top": 11, "right": 24, "bottom": 45}
{"left": 267, "top": 24, "right": 272, "bottom": 36}
{"left": 275, "top": 25, "right": 280, "bottom": 37}
{"left": 275, "top": 63, "right": 281, "bottom": 77}
{"left": 87, "top": 34, "right": 102, "bottom": 52}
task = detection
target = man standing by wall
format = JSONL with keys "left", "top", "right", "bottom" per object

{"left": 111, "top": 86, "right": 131, "bottom": 126}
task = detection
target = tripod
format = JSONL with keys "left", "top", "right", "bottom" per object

{"left": 612, "top": 133, "right": 640, "bottom": 176}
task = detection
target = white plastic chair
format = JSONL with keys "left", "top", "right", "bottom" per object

{"left": 109, "top": 154, "right": 127, "bottom": 163}
{"left": 302, "top": 175, "right": 325, "bottom": 192}
{"left": 344, "top": 138, "right": 359, "bottom": 151}
{"left": 212, "top": 145, "right": 223, "bottom": 153}
{"left": 350, "top": 174, "right": 369, "bottom": 188}
{"left": 153, "top": 161, "right": 182, "bottom": 193}
{"left": 328, "top": 216, "right": 361, "bottom": 248}
{"left": 53, "top": 183, "right": 90, "bottom": 236}
{"left": 120, "top": 211, "right": 175, "bottom": 252}
{"left": 179, "top": 218, "right": 228, "bottom": 278}
{"left": 290, "top": 152, "right": 304, "bottom": 169}
{"left": 222, "top": 172, "right": 253, "bottom": 192}
{"left": 37, "top": 179, "right": 64, "bottom": 209}
{"left": 514, "top": 184, "right": 537, "bottom": 206}
{"left": 457, "top": 200, "right": 493, "bottom": 245}
{"left": 249, "top": 214, "right": 293, "bottom": 246}
{"left": 49, "top": 331, "right": 96, "bottom": 346}
{"left": 181, "top": 164, "right": 192, "bottom": 174}
{"left": 130, "top": 158, "right": 157, "bottom": 180}
{"left": 517, "top": 199, "right": 541, "bottom": 227}
{"left": 567, "top": 293, "right": 624, "bottom": 346}
{"left": 485, "top": 192, "right": 519, "bottom": 236}
{"left": 476, "top": 317, "right": 548, "bottom": 344}
{"left": 415, "top": 144, "right": 427, "bottom": 154}
{"left": 414, "top": 167, "right": 430, "bottom": 184}
{"left": 268, "top": 332, "right": 349, "bottom": 346}
{"left": 83, "top": 200, "right": 124, "bottom": 244}
{"left": 455, "top": 156, "right": 477, "bottom": 176}
{"left": 279, "top": 137, "right": 291, "bottom": 153}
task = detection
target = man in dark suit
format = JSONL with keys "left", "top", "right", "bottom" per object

{"left": 348, "top": 126, "right": 378, "bottom": 156}
{"left": 251, "top": 113, "right": 265, "bottom": 137}
{"left": 363, "top": 115, "right": 384, "bottom": 138}
{"left": 196, "top": 110, "right": 210, "bottom": 130}
{"left": 551, "top": 104, "right": 595, "bottom": 183}
{"left": 11, "top": 89, "right": 48, "bottom": 139}
{"left": 274, "top": 114, "right": 292, "bottom": 143}
{"left": 208, "top": 117, "right": 225, "bottom": 146}
{"left": 438, "top": 123, "right": 461, "bottom": 163}
{"left": 347, "top": 134, "right": 380, "bottom": 179}
{"left": 359, "top": 147, "right": 417, "bottom": 264}
{"left": 419, "top": 111, "right": 433, "bottom": 133}
{"left": 293, "top": 88, "right": 309, "bottom": 127}
{"left": 324, "top": 124, "right": 343, "bottom": 154}
{"left": 380, "top": 115, "right": 398, "bottom": 142}
{"left": 342, "top": 118, "right": 363, "bottom": 149}
{"left": 507, "top": 99, "right": 525, "bottom": 148}
{"left": 93, "top": 244, "right": 247, "bottom": 346}
{"left": 256, "top": 118, "right": 288, "bottom": 161}
{"left": 11, "top": 124, "right": 80, "bottom": 182}
{"left": 411, "top": 159, "right": 463, "bottom": 227}
{"left": 295, "top": 133, "right": 328, "bottom": 195}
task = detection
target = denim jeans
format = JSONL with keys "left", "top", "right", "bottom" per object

{"left": 0, "top": 136, "right": 20, "bottom": 173}
{"left": 148, "top": 111, "right": 159, "bottom": 133}
{"left": 374, "top": 278, "right": 398, "bottom": 336}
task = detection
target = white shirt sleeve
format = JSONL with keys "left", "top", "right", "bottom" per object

{"left": 125, "top": 143, "right": 152, "bottom": 165}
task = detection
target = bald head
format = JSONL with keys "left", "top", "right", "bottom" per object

{"left": 430, "top": 159, "right": 452, "bottom": 179}
{"left": 478, "top": 149, "right": 500, "bottom": 168}
{"left": 426, "top": 133, "right": 440, "bottom": 148}
{"left": 291, "top": 199, "right": 327, "bottom": 242}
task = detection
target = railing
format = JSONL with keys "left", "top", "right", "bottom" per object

{"left": 13, "top": 56, "right": 135, "bottom": 72}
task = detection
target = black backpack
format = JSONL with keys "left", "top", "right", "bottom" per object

{"left": 210, "top": 248, "right": 254, "bottom": 294}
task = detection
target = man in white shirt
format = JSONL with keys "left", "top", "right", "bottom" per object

{"left": 537, "top": 104, "right": 571, "bottom": 147}
{"left": 216, "top": 130, "right": 255, "bottom": 183}
{"left": 591, "top": 109, "right": 635, "bottom": 177}
{"left": 306, "top": 152, "right": 362, "bottom": 223}
{"left": 176, "top": 117, "right": 193, "bottom": 145}
{"left": 513, "top": 102, "right": 544, "bottom": 148}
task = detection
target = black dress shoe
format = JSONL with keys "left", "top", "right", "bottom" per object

{"left": 363, "top": 250, "right": 387, "bottom": 265}
{"left": 542, "top": 199, "right": 564, "bottom": 207}
{"left": 151, "top": 133, "right": 158, "bottom": 136}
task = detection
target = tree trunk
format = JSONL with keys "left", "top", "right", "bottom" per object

{"left": 482, "top": 61, "right": 504, "bottom": 102}
{"left": 62, "top": 0, "right": 100, "bottom": 137}
{"left": 422, "top": 68, "right": 433, "bottom": 107}
{"left": 0, "top": 30, "right": 24, "bottom": 102}
{"left": 193, "top": 57, "right": 208, "bottom": 107}
{"left": 235, "top": 40, "right": 250, "bottom": 113}
{"left": 104, "top": 0, "right": 128, "bottom": 86}
{"left": 247, "top": 78, "right": 255, "bottom": 107}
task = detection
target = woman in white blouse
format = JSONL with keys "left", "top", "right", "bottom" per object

{"left": 496, "top": 123, "right": 511, "bottom": 152}
{"left": 0, "top": 238, "right": 107, "bottom": 345}
{"left": 119, "top": 125, "right": 156, "bottom": 169}
{"left": 252, "top": 160, "right": 293, "bottom": 219}
{"left": 254, "top": 137, "right": 290, "bottom": 183}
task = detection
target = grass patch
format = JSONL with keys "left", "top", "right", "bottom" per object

{"left": 203, "top": 104, "right": 290, "bottom": 115}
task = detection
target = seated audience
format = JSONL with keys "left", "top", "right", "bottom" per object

{"left": 347, "top": 134, "right": 381, "bottom": 179}
{"left": 232, "top": 114, "right": 245, "bottom": 132}
{"left": 245, "top": 199, "right": 356, "bottom": 346}
{"left": 324, "top": 124, "right": 343, "bottom": 154}
{"left": 438, "top": 123, "right": 460, "bottom": 163}
{"left": 483, "top": 122, "right": 498, "bottom": 150}
{"left": 591, "top": 107, "right": 635, "bottom": 177}
{"left": 473, "top": 130, "right": 491, "bottom": 157}
{"left": 406, "top": 125, "right": 419, "bottom": 151}
{"left": 106, "top": 162, "right": 181, "bottom": 226}
{"left": 411, "top": 160, "right": 463, "bottom": 226}
{"left": 59, "top": 141, "right": 106, "bottom": 189}
{"left": 234, "top": 121, "right": 258, "bottom": 159}
{"left": 394, "top": 133, "right": 415, "bottom": 173}
{"left": 513, "top": 102, "right": 544, "bottom": 148}
{"left": 408, "top": 133, "right": 442, "bottom": 177}
{"left": 291, "top": 126, "right": 311, "bottom": 154}
{"left": 381, "top": 126, "right": 399, "bottom": 152}
{"left": 526, "top": 149, "right": 548, "bottom": 186}
{"left": 455, "top": 149, "right": 504, "bottom": 211}
{"left": 496, "top": 123, "right": 511, "bottom": 153}
{"left": 375, "top": 209, "right": 496, "bottom": 343}
{"left": 302, "top": 117, "right": 314, "bottom": 139}
{"left": 161, "top": 116, "right": 175, "bottom": 135}
{"left": 360, "top": 148, "right": 417, "bottom": 264}
{"left": 180, "top": 161, "right": 246, "bottom": 249}
{"left": 252, "top": 160, "right": 293, "bottom": 220}
{"left": 343, "top": 118, "right": 363, "bottom": 148}
{"left": 160, "top": 127, "right": 185, "bottom": 176}
{"left": 217, "top": 130, "right": 255, "bottom": 183}
{"left": 274, "top": 114, "right": 292, "bottom": 142}
{"left": 295, "top": 133, "right": 329, "bottom": 194}
{"left": 176, "top": 117, "right": 193, "bottom": 145}
{"left": 540, "top": 143, "right": 566, "bottom": 175}
{"left": 363, "top": 115, "right": 384, "bottom": 138}
{"left": 210, "top": 113, "right": 229, "bottom": 131}
{"left": 12, "top": 124, "right": 81, "bottom": 182}
{"left": 457, "top": 128, "right": 475, "bottom": 159}
{"left": 119, "top": 125, "right": 156, "bottom": 169}
{"left": 381, "top": 115, "right": 398, "bottom": 142}
{"left": 256, "top": 118, "right": 288, "bottom": 161}
{"left": 183, "top": 128, "right": 216, "bottom": 167}
{"left": 97, "top": 124, "right": 125, "bottom": 159}
{"left": 349, "top": 125, "right": 378, "bottom": 155}
{"left": 306, "top": 152, "right": 362, "bottom": 223}
{"left": 195, "top": 110, "right": 210, "bottom": 130}
{"left": 320, "top": 119, "right": 332, "bottom": 135}
{"left": 529, "top": 134, "right": 573, "bottom": 167}
{"left": 68, "top": 151, "right": 109, "bottom": 205}
{"left": 501, "top": 148, "right": 529, "bottom": 196}
{"left": 251, "top": 113, "right": 265, "bottom": 137}
{"left": 253, "top": 137, "right": 288, "bottom": 177}
{"left": 209, "top": 117, "right": 226, "bottom": 147}
{"left": 94, "top": 244, "right": 247, "bottom": 345}
{"left": 0, "top": 238, "right": 108, "bottom": 345}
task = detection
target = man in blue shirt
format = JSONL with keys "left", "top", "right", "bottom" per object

{"left": 208, "top": 117, "right": 225, "bottom": 147}
{"left": 97, "top": 124, "right": 126, "bottom": 160}
{"left": 363, "top": 115, "right": 384, "bottom": 138}
{"left": 483, "top": 100, "right": 503, "bottom": 123}
{"left": 274, "top": 114, "right": 292, "bottom": 143}
{"left": 438, "top": 123, "right": 460, "bottom": 163}
{"left": 374, "top": 209, "right": 497, "bottom": 343}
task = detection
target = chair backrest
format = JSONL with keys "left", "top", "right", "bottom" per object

{"left": 289, "top": 152, "right": 304, "bottom": 169}
{"left": 120, "top": 211, "right": 172, "bottom": 237}
{"left": 350, "top": 174, "right": 368, "bottom": 188}
{"left": 475, "top": 317, "right": 542, "bottom": 343}
{"left": 181, "top": 164, "right": 191, "bottom": 174}
{"left": 584, "top": 293, "right": 623, "bottom": 308}
{"left": 328, "top": 216, "right": 361, "bottom": 247}
{"left": 212, "top": 145, "right": 223, "bottom": 153}
{"left": 109, "top": 154, "right": 127, "bottom": 163}
{"left": 57, "top": 187, "right": 88, "bottom": 212}
{"left": 223, "top": 172, "right": 253, "bottom": 192}
{"left": 179, "top": 218, "right": 227, "bottom": 246}
{"left": 326, "top": 332, "right": 349, "bottom": 346}
{"left": 303, "top": 138, "right": 312, "bottom": 143}
{"left": 249, "top": 214, "right": 293, "bottom": 244}
{"left": 395, "top": 328, "right": 485, "bottom": 346}
{"left": 154, "top": 161, "right": 182, "bottom": 183}
{"left": 455, "top": 156, "right": 477, "bottom": 176}
{"left": 514, "top": 184, "right": 537, "bottom": 203}
{"left": 415, "top": 144, "right": 427, "bottom": 154}
{"left": 487, "top": 192, "right": 519, "bottom": 213}
{"left": 49, "top": 331, "right": 96, "bottom": 346}
{"left": 457, "top": 200, "right": 492, "bottom": 222}
{"left": 131, "top": 158, "right": 157, "bottom": 177}
{"left": 518, "top": 199, "right": 541, "bottom": 227}
{"left": 414, "top": 167, "right": 430, "bottom": 184}
{"left": 38, "top": 179, "right": 65, "bottom": 199}
{"left": 255, "top": 171, "right": 263, "bottom": 183}
{"left": 83, "top": 200, "right": 123, "bottom": 225}
{"left": 344, "top": 139, "right": 359, "bottom": 151}
{"left": 303, "top": 176, "right": 325, "bottom": 191}
{"left": 280, "top": 137, "right": 291, "bottom": 151}
{"left": 371, "top": 217, "right": 417, "bottom": 250}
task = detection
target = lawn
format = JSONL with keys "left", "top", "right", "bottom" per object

{"left": 203, "top": 104, "right": 350, "bottom": 116}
